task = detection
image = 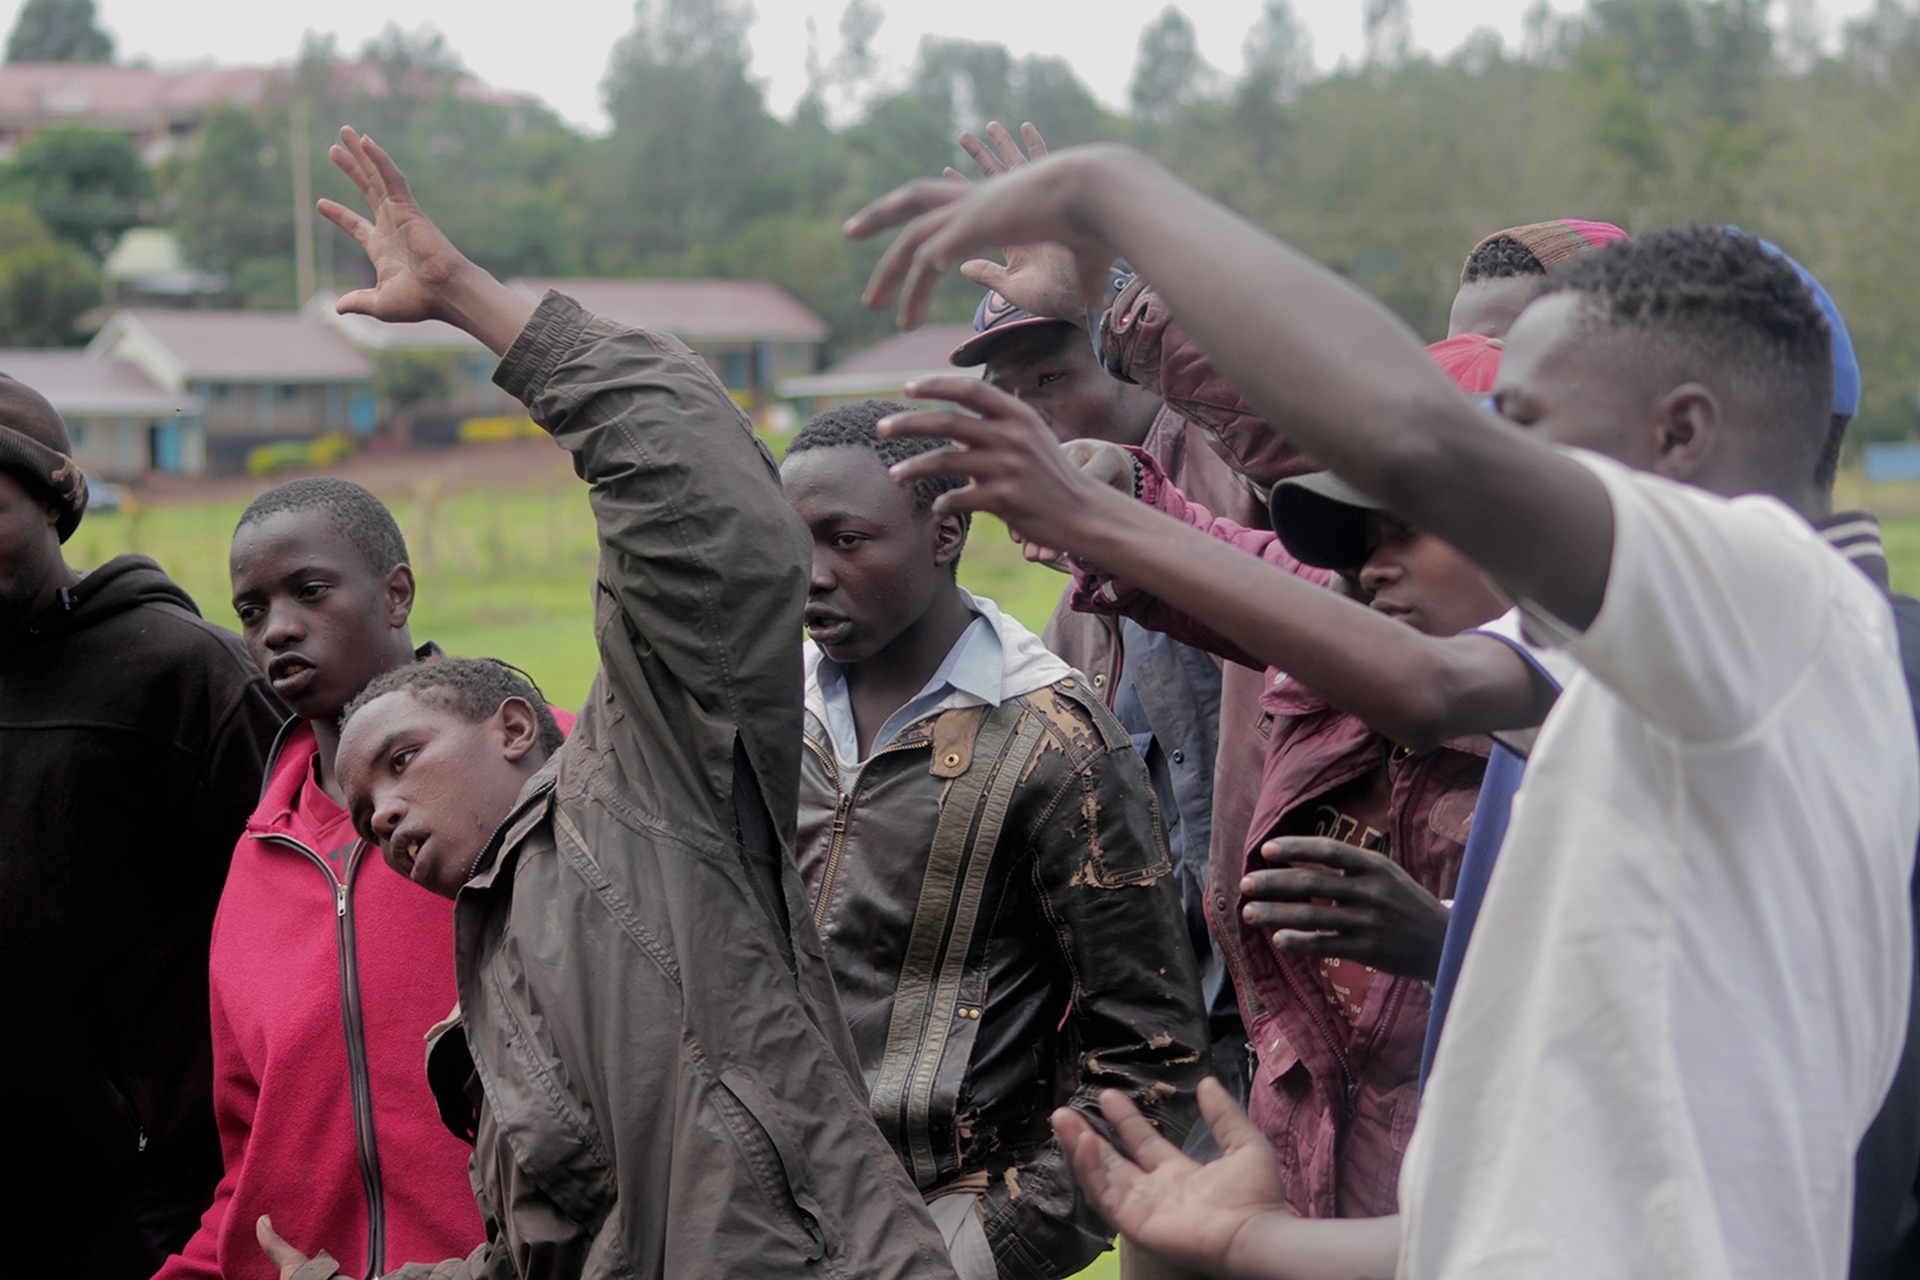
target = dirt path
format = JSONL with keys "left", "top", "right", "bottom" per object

{"left": 124, "top": 438, "right": 579, "bottom": 507}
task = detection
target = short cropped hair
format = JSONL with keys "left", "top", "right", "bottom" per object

{"left": 1461, "top": 235, "right": 1546, "bottom": 283}
{"left": 786, "top": 398, "right": 972, "bottom": 523}
{"left": 1538, "top": 225, "right": 1833, "bottom": 473}
{"left": 237, "top": 478, "right": 409, "bottom": 578}
{"left": 341, "top": 657, "right": 564, "bottom": 756}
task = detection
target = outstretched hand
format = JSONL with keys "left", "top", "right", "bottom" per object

{"left": 1054, "top": 1079, "right": 1291, "bottom": 1278}
{"left": 1243, "top": 837, "right": 1450, "bottom": 983}
{"left": 317, "top": 128, "right": 472, "bottom": 325}
{"left": 944, "top": 122, "right": 1093, "bottom": 325}
{"left": 846, "top": 143, "right": 1147, "bottom": 327}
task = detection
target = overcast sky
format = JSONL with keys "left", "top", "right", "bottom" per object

{"left": 2, "top": 0, "right": 1883, "bottom": 134}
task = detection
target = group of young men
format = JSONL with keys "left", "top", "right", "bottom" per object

{"left": 5, "top": 116, "right": 1917, "bottom": 1280}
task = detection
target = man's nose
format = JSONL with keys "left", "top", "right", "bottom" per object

{"left": 262, "top": 603, "right": 303, "bottom": 649}
{"left": 809, "top": 551, "right": 835, "bottom": 593}
{"left": 1358, "top": 553, "right": 1401, "bottom": 592}
{"left": 372, "top": 795, "right": 405, "bottom": 840}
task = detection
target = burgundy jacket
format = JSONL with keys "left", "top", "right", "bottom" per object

{"left": 1072, "top": 453, "right": 1487, "bottom": 1217}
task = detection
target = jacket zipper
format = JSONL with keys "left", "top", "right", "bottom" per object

{"left": 255, "top": 833, "right": 388, "bottom": 1277}
{"left": 802, "top": 734, "right": 922, "bottom": 930}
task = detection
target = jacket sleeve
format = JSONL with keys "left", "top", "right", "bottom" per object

{"left": 1070, "top": 449, "right": 1331, "bottom": 670}
{"left": 980, "top": 693, "right": 1212, "bottom": 1279}
{"left": 1100, "top": 276, "right": 1318, "bottom": 492}
{"left": 491, "top": 292, "right": 811, "bottom": 838}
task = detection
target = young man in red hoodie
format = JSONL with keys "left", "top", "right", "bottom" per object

{"left": 157, "top": 479, "right": 571, "bottom": 1280}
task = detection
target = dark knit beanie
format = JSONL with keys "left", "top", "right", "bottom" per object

{"left": 0, "top": 373, "right": 86, "bottom": 541}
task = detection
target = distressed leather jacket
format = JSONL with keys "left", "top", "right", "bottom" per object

{"left": 798, "top": 605, "right": 1210, "bottom": 1280}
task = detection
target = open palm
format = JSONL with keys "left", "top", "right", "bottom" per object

{"left": 1055, "top": 1079, "right": 1291, "bottom": 1277}
{"left": 317, "top": 127, "right": 470, "bottom": 325}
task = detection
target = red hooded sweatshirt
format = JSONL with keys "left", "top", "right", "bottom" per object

{"left": 157, "top": 705, "right": 574, "bottom": 1280}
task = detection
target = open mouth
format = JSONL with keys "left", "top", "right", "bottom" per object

{"left": 267, "top": 654, "right": 318, "bottom": 695}
{"left": 804, "top": 611, "right": 854, "bottom": 647}
{"left": 391, "top": 831, "right": 430, "bottom": 881}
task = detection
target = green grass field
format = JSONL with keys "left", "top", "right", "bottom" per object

{"left": 67, "top": 483, "right": 1073, "bottom": 709}
{"left": 66, "top": 470, "right": 1920, "bottom": 1280}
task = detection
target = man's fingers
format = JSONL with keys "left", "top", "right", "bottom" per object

{"left": 334, "top": 287, "right": 381, "bottom": 318}
{"left": 845, "top": 178, "right": 967, "bottom": 241}
{"left": 1096, "top": 1088, "right": 1186, "bottom": 1174}
{"left": 1241, "top": 865, "right": 1361, "bottom": 903}
{"left": 886, "top": 445, "right": 980, "bottom": 487}
{"left": 1054, "top": 1107, "right": 1130, "bottom": 1218}
{"left": 940, "top": 166, "right": 972, "bottom": 185}
{"left": 1021, "top": 121, "right": 1050, "bottom": 158}
{"left": 900, "top": 374, "right": 1029, "bottom": 420}
{"left": 327, "top": 141, "right": 375, "bottom": 203}
{"left": 1196, "top": 1076, "right": 1267, "bottom": 1157}
{"left": 338, "top": 128, "right": 388, "bottom": 206}
{"left": 1242, "top": 898, "right": 1364, "bottom": 934}
{"left": 1261, "top": 835, "right": 1382, "bottom": 873}
{"left": 255, "top": 1215, "right": 308, "bottom": 1271}
{"left": 957, "top": 130, "right": 1002, "bottom": 176}
{"left": 959, "top": 258, "right": 1009, "bottom": 291}
{"left": 357, "top": 132, "right": 417, "bottom": 206}
{"left": 316, "top": 198, "right": 371, "bottom": 246}
{"left": 985, "top": 120, "right": 1026, "bottom": 168}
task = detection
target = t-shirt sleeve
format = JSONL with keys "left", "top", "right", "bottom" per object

{"left": 1530, "top": 451, "right": 1839, "bottom": 744}
{"left": 1473, "top": 606, "right": 1580, "bottom": 691}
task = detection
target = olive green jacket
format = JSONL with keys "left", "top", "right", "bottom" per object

{"left": 383, "top": 294, "right": 957, "bottom": 1280}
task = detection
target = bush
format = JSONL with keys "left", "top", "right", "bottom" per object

{"left": 245, "top": 433, "right": 357, "bottom": 478}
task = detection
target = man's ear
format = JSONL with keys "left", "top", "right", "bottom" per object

{"left": 495, "top": 696, "right": 541, "bottom": 764}
{"left": 384, "top": 564, "right": 416, "bottom": 628}
{"left": 930, "top": 511, "right": 968, "bottom": 570}
{"left": 1650, "top": 383, "right": 1718, "bottom": 481}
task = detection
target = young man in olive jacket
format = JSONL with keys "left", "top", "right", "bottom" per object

{"left": 781, "top": 400, "right": 1210, "bottom": 1280}
{"left": 254, "top": 129, "right": 956, "bottom": 1280}
{"left": 0, "top": 374, "right": 285, "bottom": 1278}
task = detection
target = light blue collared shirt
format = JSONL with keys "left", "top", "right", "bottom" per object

{"left": 815, "top": 590, "right": 1008, "bottom": 771}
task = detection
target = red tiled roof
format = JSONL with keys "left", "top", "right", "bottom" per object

{"left": 103, "top": 310, "right": 374, "bottom": 383}
{"left": 512, "top": 278, "right": 827, "bottom": 343}
{"left": 0, "top": 64, "right": 273, "bottom": 121}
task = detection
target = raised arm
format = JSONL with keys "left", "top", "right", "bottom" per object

{"left": 885, "top": 382, "right": 1553, "bottom": 749}
{"left": 321, "top": 128, "right": 809, "bottom": 833}
{"left": 848, "top": 146, "right": 1615, "bottom": 633}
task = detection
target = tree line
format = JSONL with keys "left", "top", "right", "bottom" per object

{"left": 5, "top": 0, "right": 1920, "bottom": 441}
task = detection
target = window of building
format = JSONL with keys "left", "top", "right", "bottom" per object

{"left": 719, "top": 350, "right": 752, "bottom": 391}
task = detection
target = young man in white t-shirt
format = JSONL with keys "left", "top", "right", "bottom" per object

{"left": 841, "top": 154, "right": 1920, "bottom": 1280}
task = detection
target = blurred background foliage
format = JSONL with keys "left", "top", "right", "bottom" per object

{"left": 16, "top": 0, "right": 1920, "bottom": 443}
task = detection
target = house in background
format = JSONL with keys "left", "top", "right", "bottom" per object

{"left": 0, "top": 348, "right": 203, "bottom": 479}
{"left": 90, "top": 308, "right": 375, "bottom": 474}
{"left": 313, "top": 294, "right": 523, "bottom": 445}
{"left": 0, "top": 61, "right": 536, "bottom": 166}
{"left": 776, "top": 324, "right": 980, "bottom": 421}
{"left": 509, "top": 279, "right": 825, "bottom": 421}
{"left": 101, "top": 229, "right": 225, "bottom": 307}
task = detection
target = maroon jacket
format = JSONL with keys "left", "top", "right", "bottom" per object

{"left": 1072, "top": 453, "right": 1487, "bottom": 1217}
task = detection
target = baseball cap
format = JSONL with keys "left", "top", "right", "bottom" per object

{"left": 1268, "top": 335, "right": 1501, "bottom": 571}
{"left": 949, "top": 264, "right": 1134, "bottom": 368}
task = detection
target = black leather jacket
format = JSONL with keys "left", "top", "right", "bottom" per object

{"left": 799, "top": 672, "right": 1210, "bottom": 1280}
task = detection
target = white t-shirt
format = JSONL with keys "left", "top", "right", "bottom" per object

{"left": 1399, "top": 452, "right": 1919, "bottom": 1280}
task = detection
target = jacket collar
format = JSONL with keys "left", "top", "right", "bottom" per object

{"left": 1817, "top": 510, "right": 1891, "bottom": 592}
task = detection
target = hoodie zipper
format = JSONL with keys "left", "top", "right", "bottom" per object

{"left": 802, "top": 735, "right": 922, "bottom": 930}
{"left": 254, "top": 833, "right": 388, "bottom": 1278}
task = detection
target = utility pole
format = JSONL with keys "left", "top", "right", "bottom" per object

{"left": 291, "top": 92, "right": 315, "bottom": 305}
